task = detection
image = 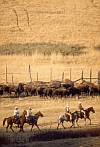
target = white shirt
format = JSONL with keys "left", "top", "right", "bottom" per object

{"left": 14, "top": 109, "right": 19, "bottom": 116}
{"left": 27, "top": 109, "right": 32, "bottom": 117}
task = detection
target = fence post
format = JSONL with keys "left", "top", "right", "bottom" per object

{"left": 98, "top": 71, "right": 100, "bottom": 85}
{"left": 12, "top": 75, "right": 14, "bottom": 84}
{"left": 5, "top": 65, "right": 8, "bottom": 83}
{"left": 28, "top": 65, "right": 32, "bottom": 82}
{"left": 81, "top": 70, "right": 83, "bottom": 82}
{"left": 70, "top": 68, "right": 71, "bottom": 80}
{"left": 50, "top": 68, "right": 52, "bottom": 81}
{"left": 90, "top": 68, "right": 92, "bottom": 83}
{"left": 37, "top": 73, "right": 38, "bottom": 81}
{"left": 62, "top": 72, "right": 64, "bottom": 82}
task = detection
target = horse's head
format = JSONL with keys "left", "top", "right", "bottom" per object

{"left": 87, "top": 107, "right": 95, "bottom": 113}
{"left": 35, "top": 111, "right": 44, "bottom": 117}
{"left": 23, "top": 110, "right": 27, "bottom": 116}
{"left": 90, "top": 107, "right": 95, "bottom": 113}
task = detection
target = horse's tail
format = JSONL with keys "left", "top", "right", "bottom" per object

{"left": 3, "top": 118, "right": 7, "bottom": 126}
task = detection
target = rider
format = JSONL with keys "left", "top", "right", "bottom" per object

{"left": 26, "top": 107, "right": 33, "bottom": 124}
{"left": 65, "top": 104, "right": 72, "bottom": 121}
{"left": 77, "top": 101, "right": 84, "bottom": 117}
{"left": 14, "top": 106, "right": 19, "bottom": 123}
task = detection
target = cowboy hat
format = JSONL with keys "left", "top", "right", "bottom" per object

{"left": 78, "top": 101, "right": 81, "bottom": 104}
{"left": 66, "top": 104, "right": 69, "bottom": 107}
{"left": 29, "top": 107, "right": 32, "bottom": 110}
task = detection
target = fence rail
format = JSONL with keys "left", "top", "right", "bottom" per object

{"left": 0, "top": 65, "right": 100, "bottom": 84}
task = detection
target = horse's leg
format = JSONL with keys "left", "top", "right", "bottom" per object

{"left": 70, "top": 121, "right": 75, "bottom": 128}
{"left": 10, "top": 124, "right": 14, "bottom": 132}
{"left": 87, "top": 117, "right": 91, "bottom": 125}
{"left": 76, "top": 118, "right": 80, "bottom": 127}
{"left": 57, "top": 120, "right": 61, "bottom": 129}
{"left": 84, "top": 117, "right": 86, "bottom": 125}
{"left": 35, "top": 124, "right": 41, "bottom": 131}
{"left": 19, "top": 125, "right": 23, "bottom": 132}
{"left": 22, "top": 125, "right": 24, "bottom": 132}
{"left": 61, "top": 121, "right": 66, "bottom": 129}
{"left": 6, "top": 123, "right": 9, "bottom": 132}
{"left": 31, "top": 124, "right": 34, "bottom": 131}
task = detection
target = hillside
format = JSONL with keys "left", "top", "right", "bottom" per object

{"left": 0, "top": 0, "right": 100, "bottom": 49}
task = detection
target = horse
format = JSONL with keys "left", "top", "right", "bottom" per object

{"left": 57, "top": 113, "right": 71, "bottom": 129}
{"left": 3, "top": 110, "right": 27, "bottom": 132}
{"left": 70, "top": 106, "right": 95, "bottom": 128}
{"left": 25, "top": 111, "right": 44, "bottom": 131}
{"left": 18, "top": 110, "right": 27, "bottom": 132}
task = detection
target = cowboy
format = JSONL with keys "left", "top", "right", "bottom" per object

{"left": 65, "top": 104, "right": 72, "bottom": 121}
{"left": 77, "top": 101, "right": 84, "bottom": 117}
{"left": 14, "top": 106, "right": 19, "bottom": 123}
{"left": 26, "top": 107, "right": 33, "bottom": 124}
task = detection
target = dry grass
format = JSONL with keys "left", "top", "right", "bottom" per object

{"left": 0, "top": 0, "right": 100, "bottom": 47}
{"left": 0, "top": 49, "right": 100, "bottom": 83}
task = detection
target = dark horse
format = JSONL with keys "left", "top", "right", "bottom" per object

{"left": 3, "top": 110, "right": 27, "bottom": 132}
{"left": 70, "top": 106, "right": 95, "bottom": 128}
{"left": 25, "top": 111, "right": 44, "bottom": 131}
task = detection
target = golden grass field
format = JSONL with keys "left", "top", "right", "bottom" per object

{"left": 0, "top": 49, "right": 100, "bottom": 84}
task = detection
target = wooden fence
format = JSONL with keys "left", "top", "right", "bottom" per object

{"left": 0, "top": 65, "right": 100, "bottom": 84}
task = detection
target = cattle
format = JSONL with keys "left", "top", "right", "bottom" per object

{"left": 68, "top": 87, "right": 81, "bottom": 97}
{"left": 64, "top": 79, "right": 74, "bottom": 87}
{"left": 50, "top": 80, "right": 61, "bottom": 88}
{"left": 52, "top": 87, "right": 70, "bottom": 98}
{"left": 2, "top": 84, "right": 19, "bottom": 97}
{"left": 75, "top": 83, "right": 90, "bottom": 96}
{"left": 0, "top": 84, "right": 3, "bottom": 96}
{"left": 23, "top": 84, "right": 37, "bottom": 96}
{"left": 89, "top": 84, "right": 100, "bottom": 96}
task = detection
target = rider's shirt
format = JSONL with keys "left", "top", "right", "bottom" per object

{"left": 66, "top": 107, "right": 71, "bottom": 113}
{"left": 78, "top": 104, "right": 84, "bottom": 111}
{"left": 27, "top": 109, "right": 32, "bottom": 117}
{"left": 14, "top": 110, "right": 19, "bottom": 116}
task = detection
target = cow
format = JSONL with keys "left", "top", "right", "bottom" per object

{"left": 0, "top": 84, "right": 3, "bottom": 96}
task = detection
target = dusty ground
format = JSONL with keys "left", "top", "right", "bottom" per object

{"left": 0, "top": 96, "right": 100, "bottom": 147}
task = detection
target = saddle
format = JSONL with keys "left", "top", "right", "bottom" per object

{"left": 13, "top": 118, "right": 18, "bottom": 123}
{"left": 65, "top": 114, "right": 70, "bottom": 121}
{"left": 77, "top": 111, "right": 84, "bottom": 118}
{"left": 26, "top": 116, "right": 35, "bottom": 124}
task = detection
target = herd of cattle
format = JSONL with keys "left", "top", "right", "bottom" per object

{"left": 0, "top": 79, "right": 100, "bottom": 98}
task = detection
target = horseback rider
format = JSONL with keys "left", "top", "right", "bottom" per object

{"left": 26, "top": 107, "right": 33, "bottom": 124}
{"left": 77, "top": 101, "right": 84, "bottom": 117}
{"left": 14, "top": 106, "right": 19, "bottom": 123}
{"left": 65, "top": 104, "right": 72, "bottom": 121}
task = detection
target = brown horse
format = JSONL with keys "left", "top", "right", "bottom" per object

{"left": 3, "top": 110, "right": 27, "bottom": 132}
{"left": 70, "top": 106, "right": 95, "bottom": 128}
{"left": 25, "top": 111, "right": 44, "bottom": 131}
{"left": 18, "top": 110, "right": 27, "bottom": 132}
